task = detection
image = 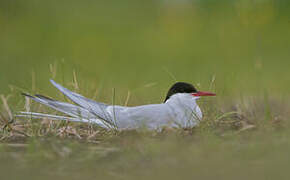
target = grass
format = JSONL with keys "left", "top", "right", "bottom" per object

{"left": 1, "top": 0, "right": 290, "bottom": 179}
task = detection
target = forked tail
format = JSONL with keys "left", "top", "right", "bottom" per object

{"left": 15, "top": 93, "right": 114, "bottom": 129}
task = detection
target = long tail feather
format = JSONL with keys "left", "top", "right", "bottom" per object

{"left": 16, "top": 112, "right": 110, "bottom": 128}
{"left": 50, "top": 80, "right": 111, "bottom": 122}
{"left": 17, "top": 112, "right": 83, "bottom": 122}
{"left": 21, "top": 93, "right": 113, "bottom": 128}
{"left": 22, "top": 93, "right": 93, "bottom": 119}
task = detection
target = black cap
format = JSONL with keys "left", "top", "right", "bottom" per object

{"left": 164, "top": 82, "right": 197, "bottom": 102}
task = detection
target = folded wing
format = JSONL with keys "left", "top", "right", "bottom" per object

{"left": 19, "top": 93, "right": 112, "bottom": 128}
{"left": 50, "top": 80, "right": 111, "bottom": 123}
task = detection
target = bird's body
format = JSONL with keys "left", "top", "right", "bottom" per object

{"left": 105, "top": 94, "right": 202, "bottom": 130}
{"left": 17, "top": 80, "right": 214, "bottom": 130}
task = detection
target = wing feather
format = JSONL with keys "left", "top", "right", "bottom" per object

{"left": 50, "top": 80, "right": 112, "bottom": 123}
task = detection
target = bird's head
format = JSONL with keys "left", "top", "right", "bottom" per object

{"left": 164, "top": 82, "right": 216, "bottom": 103}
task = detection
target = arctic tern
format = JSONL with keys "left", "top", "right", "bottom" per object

{"left": 17, "top": 80, "right": 216, "bottom": 130}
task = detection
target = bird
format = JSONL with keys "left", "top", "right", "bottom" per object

{"left": 17, "top": 80, "right": 216, "bottom": 130}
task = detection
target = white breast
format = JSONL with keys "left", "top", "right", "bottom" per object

{"left": 165, "top": 93, "right": 202, "bottom": 128}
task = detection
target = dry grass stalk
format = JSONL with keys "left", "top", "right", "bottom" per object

{"left": 72, "top": 70, "right": 79, "bottom": 92}
{"left": 124, "top": 91, "right": 131, "bottom": 106}
{"left": 49, "top": 62, "right": 57, "bottom": 79}
{"left": 1, "top": 95, "right": 13, "bottom": 120}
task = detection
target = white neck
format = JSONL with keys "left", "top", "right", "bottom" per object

{"left": 165, "top": 93, "right": 202, "bottom": 127}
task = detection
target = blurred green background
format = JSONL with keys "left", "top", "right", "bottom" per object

{"left": 1, "top": 1, "right": 290, "bottom": 180}
{"left": 1, "top": 0, "right": 290, "bottom": 104}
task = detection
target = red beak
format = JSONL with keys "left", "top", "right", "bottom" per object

{"left": 192, "top": 91, "right": 216, "bottom": 97}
